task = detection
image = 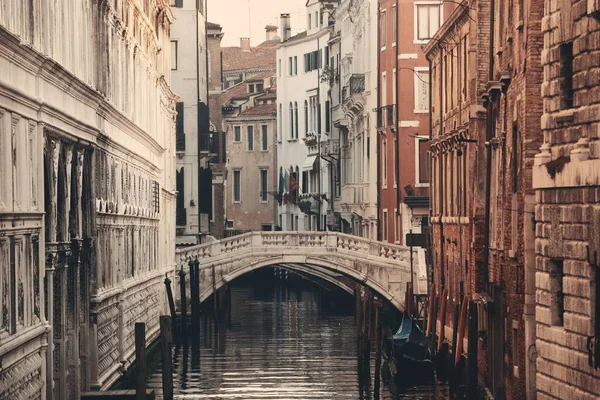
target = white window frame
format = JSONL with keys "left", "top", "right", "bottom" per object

{"left": 233, "top": 125, "right": 242, "bottom": 142}
{"left": 415, "top": 135, "right": 430, "bottom": 187}
{"left": 392, "top": 4, "right": 397, "bottom": 47}
{"left": 259, "top": 168, "right": 268, "bottom": 203}
{"left": 380, "top": 9, "right": 387, "bottom": 50}
{"left": 414, "top": 67, "right": 430, "bottom": 113}
{"left": 261, "top": 125, "right": 268, "bottom": 151}
{"left": 381, "top": 72, "right": 387, "bottom": 107}
{"left": 233, "top": 169, "right": 242, "bottom": 203}
{"left": 383, "top": 209, "right": 389, "bottom": 242}
{"left": 247, "top": 125, "right": 254, "bottom": 151}
{"left": 171, "top": 40, "right": 178, "bottom": 70}
{"left": 394, "top": 209, "right": 400, "bottom": 244}
{"left": 413, "top": 1, "right": 444, "bottom": 44}
{"left": 381, "top": 139, "right": 387, "bottom": 188}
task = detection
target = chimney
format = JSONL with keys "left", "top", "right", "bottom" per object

{"left": 265, "top": 25, "right": 278, "bottom": 41}
{"left": 280, "top": 13, "right": 291, "bottom": 42}
{"left": 240, "top": 37, "right": 251, "bottom": 52}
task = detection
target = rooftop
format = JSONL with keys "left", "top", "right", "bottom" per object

{"left": 222, "top": 40, "right": 278, "bottom": 72}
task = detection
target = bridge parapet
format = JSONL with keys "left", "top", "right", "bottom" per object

{"left": 175, "top": 232, "right": 428, "bottom": 310}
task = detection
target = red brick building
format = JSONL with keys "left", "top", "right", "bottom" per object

{"left": 425, "top": 0, "right": 545, "bottom": 397}
{"left": 377, "top": 0, "right": 451, "bottom": 247}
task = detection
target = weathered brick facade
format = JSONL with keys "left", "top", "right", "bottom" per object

{"left": 532, "top": 1, "right": 600, "bottom": 397}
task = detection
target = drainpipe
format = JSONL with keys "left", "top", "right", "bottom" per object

{"left": 438, "top": 53, "right": 445, "bottom": 290}
{"left": 376, "top": 1, "right": 381, "bottom": 242}
{"left": 317, "top": 36, "right": 322, "bottom": 232}
{"left": 426, "top": 53, "right": 434, "bottom": 290}
{"left": 524, "top": 194, "right": 537, "bottom": 399}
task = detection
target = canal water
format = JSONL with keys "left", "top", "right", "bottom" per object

{"left": 129, "top": 271, "right": 447, "bottom": 399}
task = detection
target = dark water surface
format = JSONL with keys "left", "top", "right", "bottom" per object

{"left": 141, "top": 279, "right": 445, "bottom": 399}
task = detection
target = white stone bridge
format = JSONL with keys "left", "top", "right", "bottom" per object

{"left": 175, "top": 231, "right": 428, "bottom": 311}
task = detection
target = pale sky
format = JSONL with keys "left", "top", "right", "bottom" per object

{"left": 208, "top": 0, "right": 308, "bottom": 47}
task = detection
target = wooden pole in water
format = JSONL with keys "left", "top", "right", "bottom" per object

{"left": 135, "top": 323, "right": 147, "bottom": 400}
{"left": 164, "top": 276, "right": 178, "bottom": 342}
{"left": 189, "top": 260, "right": 197, "bottom": 328}
{"left": 355, "top": 288, "right": 363, "bottom": 383}
{"left": 374, "top": 299, "right": 382, "bottom": 400}
{"left": 212, "top": 265, "right": 217, "bottom": 318}
{"left": 426, "top": 283, "right": 436, "bottom": 337}
{"left": 467, "top": 301, "right": 479, "bottom": 399}
{"left": 179, "top": 268, "right": 187, "bottom": 340}
{"left": 160, "top": 316, "right": 174, "bottom": 400}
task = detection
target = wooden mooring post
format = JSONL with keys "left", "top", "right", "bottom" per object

{"left": 164, "top": 276, "right": 178, "bottom": 342}
{"left": 193, "top": 259, "right": 201, "bottom": 328}
{"left": 179, "top": 267, "right": 187, "bottom": 340}
{"left": 135, "top": 323, "right": 147, "bottom": 400}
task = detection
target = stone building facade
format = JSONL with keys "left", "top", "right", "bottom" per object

{"left": 224, "top": 83, "right": 278, "bottom": 231}
{"left": 532, "top": 1, "right": 600, "bottom": 398}
{"left": 0, "top": 1, "right": 176, "bottom": 398}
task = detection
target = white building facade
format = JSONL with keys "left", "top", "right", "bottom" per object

{"left": 0, "top": 1, "right": 176, "bottom": 398}
{"left": 334, "top": 0, "right": 379, "bottom": 239}
{"left": 276, "top": 3, "right": 335, "bottom": 232}
{"left": 171, "top": 0, "right": 212, "bottom": 244}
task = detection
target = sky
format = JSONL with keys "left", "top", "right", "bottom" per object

{"left": 208, "top": 0, "right": 308, "bottom": 47}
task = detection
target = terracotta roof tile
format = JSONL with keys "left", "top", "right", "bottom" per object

{"left": 239, "top": 103, "right": 277, "bottom": 116}
{"left": 222, "top": 40, "right": 278, "bottom": 72}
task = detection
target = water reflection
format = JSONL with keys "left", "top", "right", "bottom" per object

{"left": 143, "top": 279, "right": 444, "bottom": 399}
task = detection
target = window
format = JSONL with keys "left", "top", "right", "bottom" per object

{"left": 559, "top": 42, "right": 574, "bottom": 109}
{"left": 325, "top": 100, "right": 331, "bottom": 133}
{"left": 415, "top": 68, "right": 430, "bottom": 112}
{"left": 259, "top": 169, "right": 268, "bottom": 202}
{"left": 289, "top": 103, "right": 294, "bottom": 139}
{"left": 278, "top": 59, "right": 281, "bottom": 77}
{"left": 393, "top": 69, "right": 397, "bottom": 106}
{"left": 248, "top": 84, "right": 255, "bottom": 93}
{"left": 278, "top": 104, "right": 282, "bottom": 141}
{"left": 393, "top": 138, "right": 397, "bottom": 186}
{"left": 512, "top": 122, "right": 520, "bottom": 193}
{"left": 234, "top": 126, "right": 241, "bottom": 142}
{"left": 382, "top": 140, "right": 387, "bottom": 186}
{"left": 256, "top": 83, "right": 264, "bottom": 92}
{"left": 171, "top": 40, "right": 178, "bottom": 70}
{"left": 380, "top": 10, "right": 387, "bottom": 48}
{"left": 416, "top": 137, "right": 430, "bottom": 185}
{"left": 383, "top": 210, "right": 389, "bottom": 242}
{"left": 261, "top": 125, "right": 268, "bottom": 150}
{"left": 308, "top": 13, "right": 312, "bottom": 30}
{"left": 289, "top": 57, "right": 293, "bottom": 75}
{"left": 381, "top": 72, "right": 387, "bottom": 106}
{"left": 176, "top": 102, "right": 185, "bottom": 151}
{"left": 304, "top": 100, "right": 309, "bottom": 136}
{"left": 549, "top": 260, "right": 564, "bottom": 327}
{"left": 315, "top": 12, "right": 319, "bottom": 28}
{"left": 294, "top": 56, "right": 298, "bottom": 75}
{"left": 415, "top": 3, "right": 442, "bottom": 42}
{"left": 392, "top": 5, "right": 397, "bottom": 45}
{"left": 233, "top": 170, "right": 241, "bottom": 202}
{"left": 294, "top": 102, "right": 299, "bottom": 139}
{"left": 247, "top": 126, "right": 254, "bottom": 150}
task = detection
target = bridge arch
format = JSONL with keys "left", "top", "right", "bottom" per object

{"left": 176, "top": 232, "right": 427, "bottom": 312}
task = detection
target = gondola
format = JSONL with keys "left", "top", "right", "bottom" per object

{"left": 387, "top": 313, "right": 435, "bottom": 385}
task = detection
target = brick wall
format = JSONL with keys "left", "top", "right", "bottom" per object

{"left": 533, "top": 0, "right": 600, "bottom": 397}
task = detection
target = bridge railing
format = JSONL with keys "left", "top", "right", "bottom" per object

{"left": 175, "top": 231, "right": 423, "bottom": 269}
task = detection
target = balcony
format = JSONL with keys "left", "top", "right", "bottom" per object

{"left": 349, "top": 74, "right": 365, "bottom": 94}
{"left": 297, "top": 192, "right": 321, "bottom": 215}
{"left": 376, "top": 104, "right": 397, "bottom": 130}
{"left": 200, "top": 133, "right": 218, "bottom": 155}
{"left": 320, "top": 139, "right": 340, "bottom": 162}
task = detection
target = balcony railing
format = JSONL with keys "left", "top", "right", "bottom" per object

{"left": 349, "top": 74, "right": 365, "bottom": 94}
{"left": 376, "top": 104, "right": 397, "bottom": 129}
{"left": 200, "top": 133, "right": 218, "bottom": 154}
{"left": 320, "top": 139, "right": 340, "bottom": 157}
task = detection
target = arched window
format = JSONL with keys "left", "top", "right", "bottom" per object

{"left": 304, "top": 100, "right": 309, "bottom": 137}
{"left": 294, "top": 102, "right": 299, "bottom": 139}
{"left": 289, "top": 102, "right": 294, "bottom": 139}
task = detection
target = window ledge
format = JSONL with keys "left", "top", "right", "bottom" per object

{"left": 287, "top": 138, "right": 299, "bottom": 142}
{"left": 381, "top": 46, "right": 387, "bottom": 52}
{"left": 414, "top": 183, "right": 430, "bottom": 188}
{"left": 413, "top": 110, "right": 429, "bottom": 114}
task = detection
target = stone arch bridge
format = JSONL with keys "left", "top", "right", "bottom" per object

{"left": 175, "top": 232, "right": 428, "bottom": 311}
